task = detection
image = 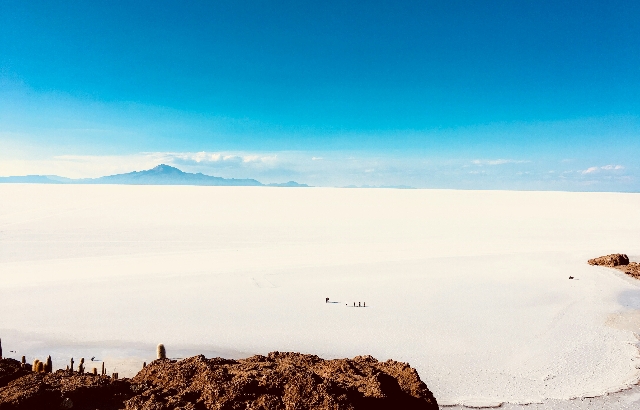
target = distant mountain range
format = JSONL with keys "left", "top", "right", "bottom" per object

{"left": 0, "top": 164, "right": 310, "bottom": 187}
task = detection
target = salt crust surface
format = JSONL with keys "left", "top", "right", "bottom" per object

{"left": 1, "top": 185, "right": 640, "bottom": 407}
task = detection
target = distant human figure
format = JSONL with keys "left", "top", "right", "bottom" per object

{"left": 353, "top": 302, "right": 355, "bottom": 307}
{"left": 326, "top": 297, "right": 329, "bottom": 303}
{"left": 364, "top": 302, "right": 366, "bottom": 307}
{"left": 358, "top": 302, "right": 361, "bottom": 307}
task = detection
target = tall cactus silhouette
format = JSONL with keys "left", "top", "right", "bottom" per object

{"left": 78, "top": 358, "right": 85, "bottom": 374}
{"left": 32, "top": 359, "right": 40, "bottom": 372}
{"left": 46, "top": 356, "right": 52, "bottom": 373}
{"left": 0, "top": 337, "right": 2, "bottom": 358}
{"left": 157, "top": 343, "right": 166, "bottom": 359}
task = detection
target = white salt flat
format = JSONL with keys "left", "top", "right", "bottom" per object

{"left": 1, "top": 185, "right": 640, "bottom": 407}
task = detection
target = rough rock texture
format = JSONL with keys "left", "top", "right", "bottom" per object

{"left": 588, "top": 254, "right": 640, "bottom": 280}
{"left": 588, "top": 253, "right": 630, "bottom": 267}
{"left": 0, "top": 369, "right": 132, "bottom": 410}
{"left": 0, "top": 353, "right": 438, "bottom": 410}
{"left": 618, "top": 262, "right": 640, "bottom": 279}
{"left": 0, "top": 360, "right": 30, "bottom": 392}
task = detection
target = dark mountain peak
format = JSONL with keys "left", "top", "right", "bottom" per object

{"left": 149, "top": 164, "right": 183, "bottom": 174}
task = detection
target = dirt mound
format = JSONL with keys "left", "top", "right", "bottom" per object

{"left": 588, "top": 254, "right": 640, "bottom": 280}
{"left": 0, "top": 371, "right": 132, "bottom": 410}
{"left": 0, "top": 359, "right": 30, "bottom": 391}
{"left": 588, "top": 254, "right": 630, "bottom": 267}
{"left": 0, "top": 353, "right": 438, "bottom": 409}
{"left": 619, "top": 262, "right": 640, "bottom": 279}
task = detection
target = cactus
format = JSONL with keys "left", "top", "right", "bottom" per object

{"left": 101, "top": 362, "right": 105, "bottom": 376}
{"left": 92, "top": 367, "right": 97, "bottom": 375}
{"left": 78, "top": 358, "right": 85, "bottom": 374}
{"left": 143, "top": 361, "right": 146, "bottom": 368}
{"left": 21, "top": 356, "right": 26, "bottom": 365}
{"left": 112, "top": 372, "right": 118, "bottom": 380}
{"left": 0, "top": 337, "right": 2, "bottom": 358}
{"left": 70, "top": 358, "right": 74, "bottom": 372}
{"left": 46, "top": 356, "right": 52, "bottom": 373}
{"left": 32, "top": 359, "right": 40, "bottom": 372}
{"left": 157, "top": 343, "right": 166, "bottom": 359}
{"left": 37, "top": 361, "right": 44, "bottom": 373}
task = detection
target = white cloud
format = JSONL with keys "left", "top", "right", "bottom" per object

{"left": 242, "top": 155, "right": 260, "bottom": 163}
{"left": 192, "top": 151, "right": 208, "bottom": 162}
{"left": 601, "top": 164, "right": 624, "bottom": 170}
{"left": 312, "top": 157, "right": 323, "bottom": 161}
{"left": 581, "top": 167, "right": 599, "bottom": 175}
{"left": 581, "top": 165, "right": 624, "bottom": 174}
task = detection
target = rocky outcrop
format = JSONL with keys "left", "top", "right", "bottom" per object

{"left": 619, "top": 262, "right": 640, "bottom": 279}
{"left": 0, "top": 353, "right": 438, "bottom": 409}
{"left": 0, "top": 371, "right": 131, "bottom": 409}
{"left": 588, "top": 253, "right": 640, "bottom": 280}
{"left": 588, "top": 253, "right": 630, "bottom": 267}
{"left": 0, "top": 359, "right": 30, "bottom": 392}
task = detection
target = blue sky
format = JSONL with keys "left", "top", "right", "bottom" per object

{"left": 1, "top": 0, "right": 639, "bottom": 190}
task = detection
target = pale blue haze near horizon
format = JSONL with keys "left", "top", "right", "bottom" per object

{"left": 1, "top": 0, "right": 639, "bottom": 190}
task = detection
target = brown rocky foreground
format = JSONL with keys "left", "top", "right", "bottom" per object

{"left": 0, "top": 352, "right": 438, "bottom": 410}
{"left": 588, "top": 253, "right": 640, "bottom": 279}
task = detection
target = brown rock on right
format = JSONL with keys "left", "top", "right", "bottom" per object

{"left": 619, "top": 262, "right": 640, "bottom": 279}
{"left": 588, "top": 253, "right": 640, "bottom": 280}
{"left": 588, "top": 253, "right": 629, "bottom": 267}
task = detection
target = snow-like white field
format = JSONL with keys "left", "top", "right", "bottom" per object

{"left": 1, "top": 185, "right": 640, "bottom": 407}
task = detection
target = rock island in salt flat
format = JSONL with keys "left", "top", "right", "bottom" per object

{"left": 1, "top": 185, "right": 640, "bottom": 407}
{"left": 589, "top": 253, "right": 640, "bottom": 280}
{"left": 0, "top": 353, "right": 439, "bottom": 409}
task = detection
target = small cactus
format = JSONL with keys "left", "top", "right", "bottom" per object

{"left": 157, "top": 343, "right": 166, "bottom": 359}
{"left": 0, "top": 337, "right": 2, "bottom": 358}
{"left": 21, "top": 356, "right": 26, "bottom": 365}
{"left": 46, "top": 356, "right": 52, "bottom": 373}
{"left": 70, "top": 358, "right": 74, "bottom": 372}
{"left": 92, "top": 367, "right": 97, "bottom": 375}
{"left": 78, "top": 358, "right": 85, "bottom": 374}
{"left": 101, "top": 362, "right": 105, "bottom": 376}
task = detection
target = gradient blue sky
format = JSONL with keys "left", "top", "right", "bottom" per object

{"left": 1, "top": 0, "right": 639, "bottom": 189}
